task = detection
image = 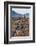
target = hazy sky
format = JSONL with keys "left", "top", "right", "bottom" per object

{"left": 12, "top": 8, "right": 32, "bottom": 15}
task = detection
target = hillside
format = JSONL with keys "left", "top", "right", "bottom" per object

{"left": 10, "top": 15, "right": 29, "bottom": 37}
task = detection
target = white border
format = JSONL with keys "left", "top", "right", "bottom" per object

{"left": 8, "top": 4, "right": 33, "bottom": 41}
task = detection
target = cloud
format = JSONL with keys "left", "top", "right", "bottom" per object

{"left": 12, "top": 8, "right": 31, "bottom": 15}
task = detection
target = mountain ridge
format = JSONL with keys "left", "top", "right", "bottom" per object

{"left": 11, "top": 10, "right": 29, "bottom": 18}
{"left": 11, "top": 10, "right": 24, "bottom": 17}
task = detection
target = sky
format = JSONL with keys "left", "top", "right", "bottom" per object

{"left": 12, "top": 8, "right": 32, "bottom": 15}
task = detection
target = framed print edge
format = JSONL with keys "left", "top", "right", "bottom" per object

{"left": 4, "top": 1, "right": 35, "bottom": 44}
{"left": 4, "top": 2, "right": 8, "bottom": 44}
